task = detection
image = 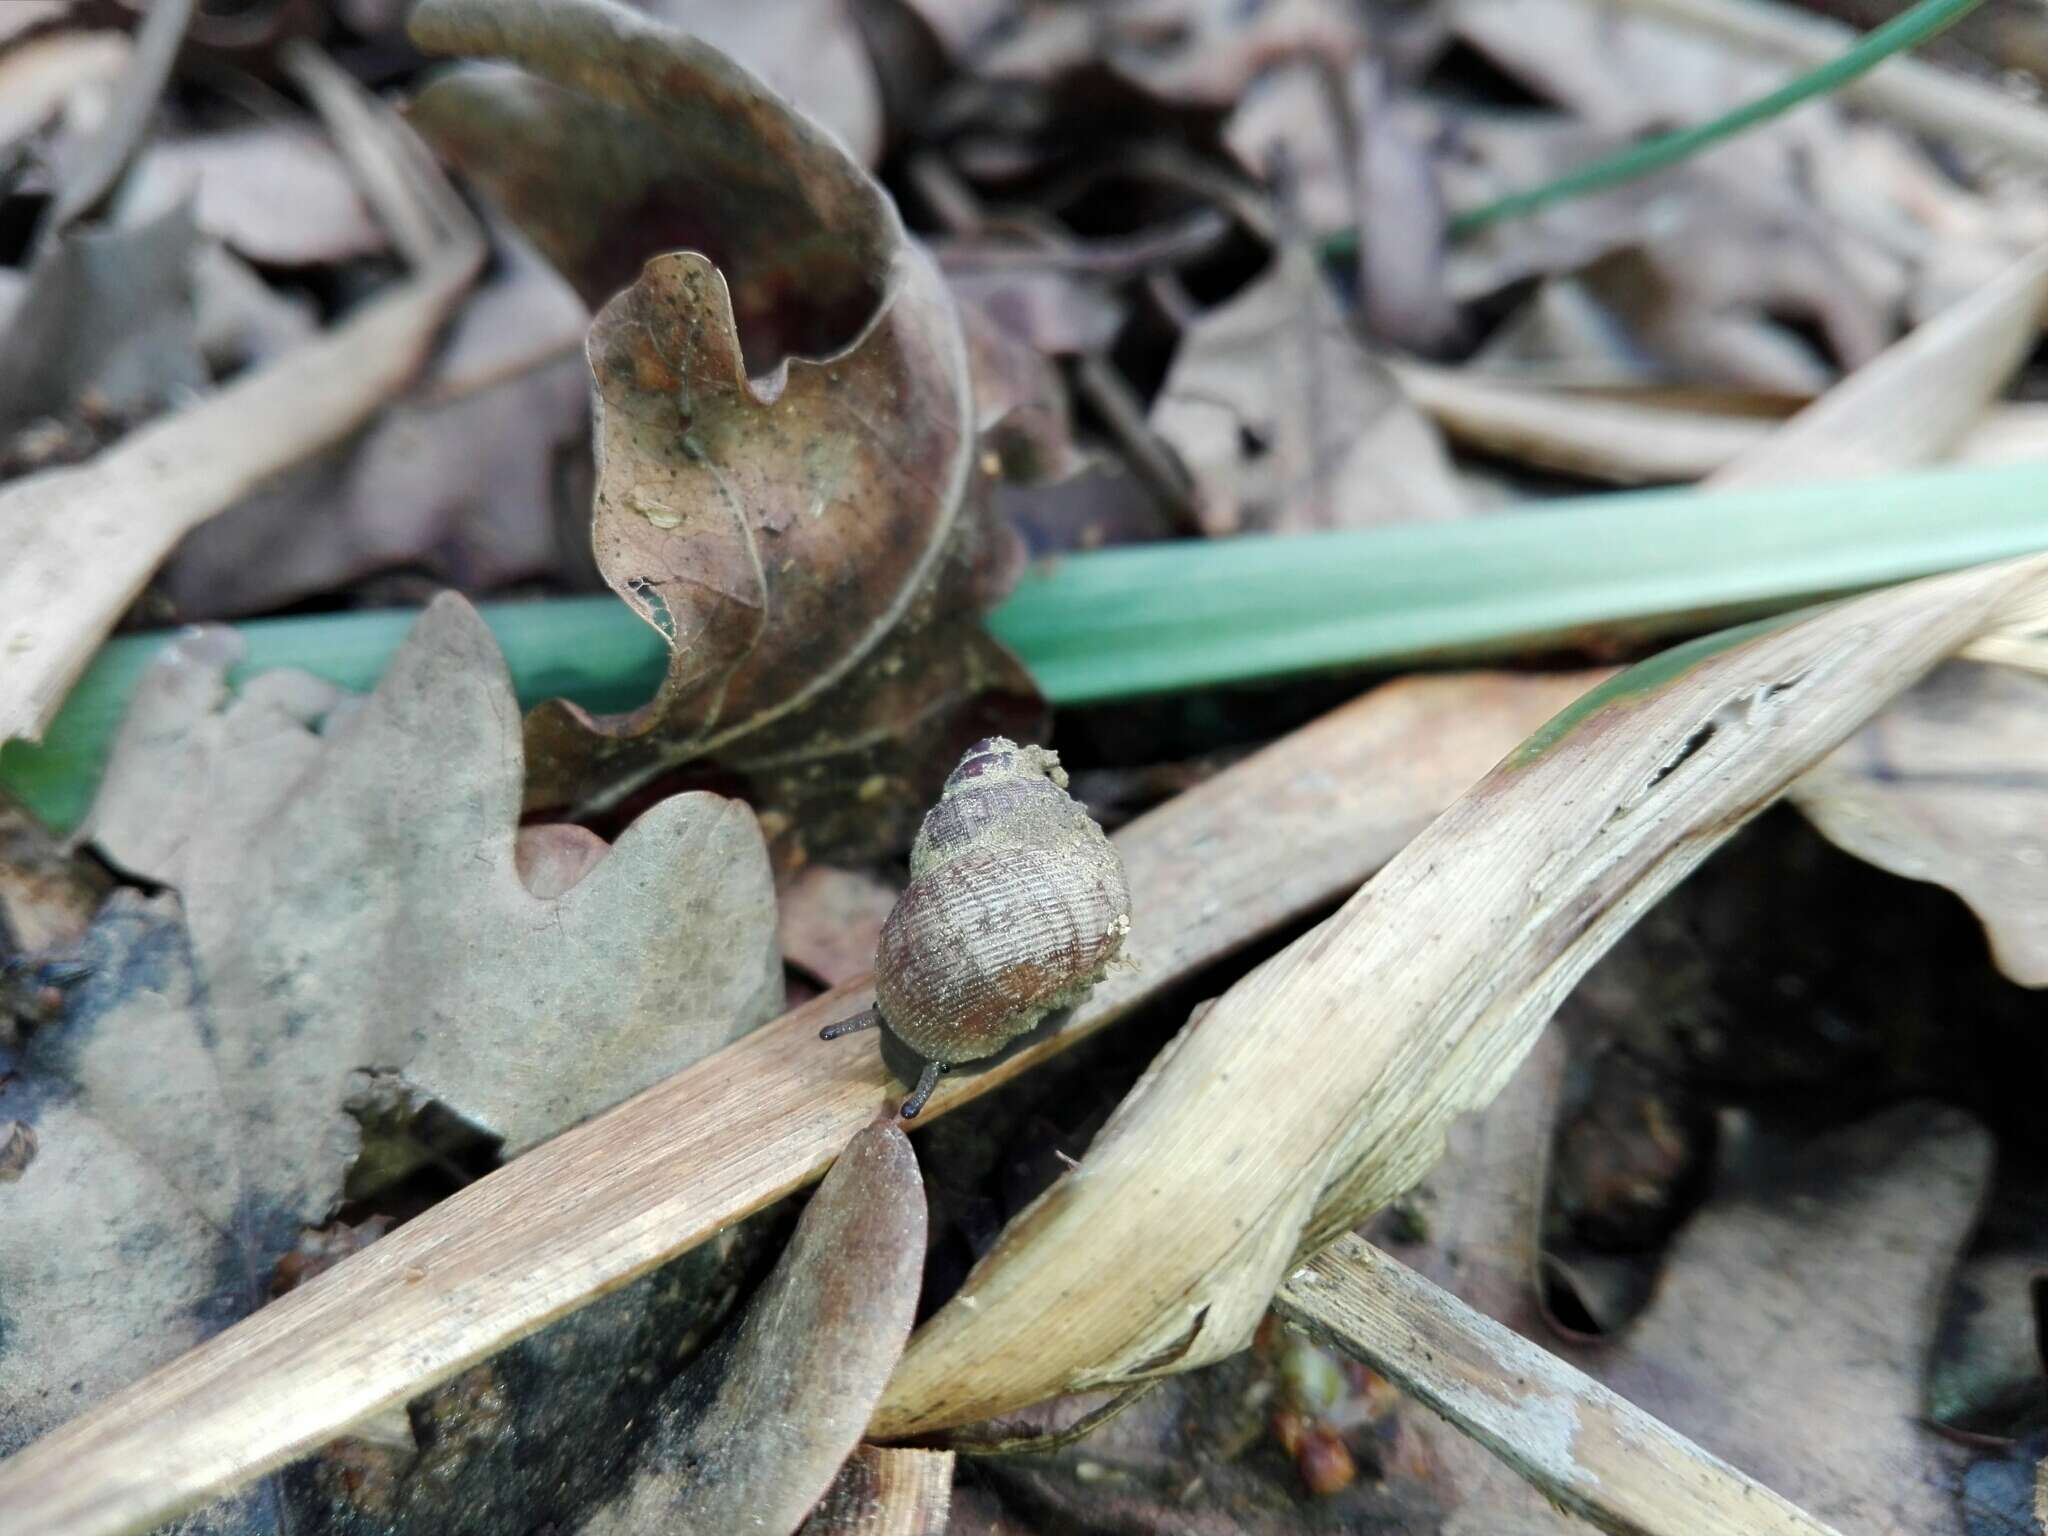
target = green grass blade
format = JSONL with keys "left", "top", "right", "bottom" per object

{"left": 1320, "top": 0, "right": 1987, "bottom": 256}
{"left": 7, "top": 457, "right": 2048, "bottom": 833}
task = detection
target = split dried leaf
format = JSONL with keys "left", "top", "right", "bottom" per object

{"left": 873, "top": 552, "right": 2048, "bottom": 1437}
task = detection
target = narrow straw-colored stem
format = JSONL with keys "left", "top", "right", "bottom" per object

{"left": 1277, "top": 1236, "right": 1845, "bottom": 1536}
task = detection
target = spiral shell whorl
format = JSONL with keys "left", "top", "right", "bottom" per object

{"left": 878, "top": 737, "right": 1130, "bottom": 1065}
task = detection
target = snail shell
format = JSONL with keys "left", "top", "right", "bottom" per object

{"left": 875, "top": 737, "right": 1130, "bottom": 1069}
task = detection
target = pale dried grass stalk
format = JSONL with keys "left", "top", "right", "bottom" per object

{"left": 1277, "top": 1237, "right": 1845, "bottom": 1536}
{"left": 0, "top": 52, "right": 482, "bottom": 746}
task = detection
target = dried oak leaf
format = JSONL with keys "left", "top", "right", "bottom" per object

{"left": 1151, "top": 242, "right": 1467, "bottom": 534}
{"left": 580, "top": 1123, "right": 926, "bottom": 1535}
{"left": 1793, "top": 662, "right": 2048, "bottom": 989}
{"left": 0, "top": 597, "right": 781, "bottom": 1490}
{"left": 408, "top": 0, "right": 1040, "bottom": 861}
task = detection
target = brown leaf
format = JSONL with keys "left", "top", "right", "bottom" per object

{"left": 410, "top": 0, "right": 1040, "bottom": 855}
{"left": 580, "top": 1123, "right": 925, "bottom": 1536}
{"left": 781, "top": 864, "right": 902, "bottom": 989}
{"left": 1792, "top": 662, "right": 2048, "bottom": 988}
{"left": 1150, "top": 242, "right": 1467, "bottom": 534}
{"left": 954, "top": 293, "right": 1086, "bottom": 486}
{"left": 798, "top": 1446, "right": 953, "bottom": 1535}
{"left": 0, "top": 798, "right": 107, "bottom": 956}
{"left": 408, "top": 0, "right": 893, "bottom": 341}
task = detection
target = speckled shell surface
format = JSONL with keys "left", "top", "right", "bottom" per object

{"left": 875, "top": 738, "right": 1130, "bottom": 1064}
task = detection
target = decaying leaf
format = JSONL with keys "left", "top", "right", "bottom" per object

{"left": 780, "top": 864, "right": 902, "bottom": 989}
{"left": 581, "top": 1123, "right": 924, "bottom": 1535}
{"left": 0, "top": 799, "right": 106, "bottom": 957}
{"left": 159, "top": 229, "right": 592, "bottom": 619}
{"left": 120, "top": 125, "right": 387, "bottom": 267}
{"left": 871, "top": 553, "right": 2048, "bottom": 1438}
{"left": 1367, "top": 1041, "right": 1988, "bottom": 1533}
{"left": 1792, "top": 662, "right": 2048, "bottom": 988}
{"left": 410, "top": 0, "right": 1041, "bottom": 858}
{"left": 1149, "top": 242, "right": 1466, "bottom": 534}
{"left": 0, "top": 198, "right": 204, "bottom": 439}
{"left": 0, "top": 596, "right": 780, "bottom": 1471}
{"left": 632, "top": 0, "right": 884, "bottom": 167}
{"left": 798, "top": 1446, "right": 953, "bottom": 1536}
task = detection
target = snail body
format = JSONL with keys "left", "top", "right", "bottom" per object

{"left": 821, "top": 737, "right": 1130, "bottom": 1118}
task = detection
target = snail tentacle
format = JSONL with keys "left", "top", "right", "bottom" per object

{"left": 819, "top": 1006, "right": 882, "bottom": 1042}
{"left": 899, "top": 1059, "right": 944, "bottom": 1120}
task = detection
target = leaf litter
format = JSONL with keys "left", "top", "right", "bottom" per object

{"left": 9, "top": 0, "right": 2048, "bottom": 1530}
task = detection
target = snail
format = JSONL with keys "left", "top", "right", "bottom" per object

{"left": 820, "top": 737, "right": 1131, "bottom": 1119}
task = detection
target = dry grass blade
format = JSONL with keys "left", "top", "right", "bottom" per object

{"left": 38, "top": 0, "right": 192, "bottom": 240}
{"left": 1390, "top": 361, "right": 1773, "bottom": 485}
{"left": 1707, "top": 243, "right": 2048, "bottom": 489}
{"left": 1277, "top": 1237, "right": 1844, "bottom": 1536}
{"left": 799, "top": 1447, "right": 955, "bottom": 1535}
{"left": 1394, "top": 367, "right": 2048, "bottom": 487}
{"left": 0, "top": 671, "right": 1595, "bottom": 1536}
{"left": 1397, "top": 240, "right": 2048, "bottom": 494}
{"left": 871, "top": 554, "right": 2048, "bottom": 1438}
{"left": 1613, "top": 0, "right": 2048, "bottom": 165}
{"left": 0, "top": 56, "right": 483, "bottom": 748}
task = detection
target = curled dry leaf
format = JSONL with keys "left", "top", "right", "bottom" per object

{"left": 871, "top": 553, "right": 2048, "bottom": 1438}
{"left": 1792, "top": 662, "right": 2048, "bottom": 989}
{"left": 581, "top": 1123, "right": 925, "bottom": 1536}
{"left": 632, "top": 0, "right": 884, "bottom": 167}
{"left": 410, "top": 0, "right": 1040, "bottom": 858}
{"left": 1149, "top": 243, "right": 1466, "bottom": 535}
{"left": 0, "top": 595, "right": 781, "bottom": 1479}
